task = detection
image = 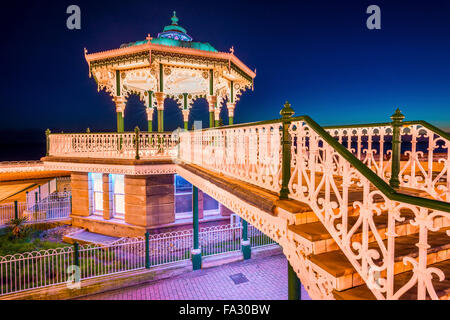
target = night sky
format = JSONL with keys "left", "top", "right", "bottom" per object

{"left": 1, "top": 0, "right": 450, "bottom": 138}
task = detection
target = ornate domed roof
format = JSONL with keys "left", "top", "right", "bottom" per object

{"left": 157, "top": 11, "right": 193, "bottom": 42}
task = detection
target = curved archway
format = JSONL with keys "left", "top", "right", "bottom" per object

{"left": 123, "top": 94, "right": 147, "bottom": 132}
{"left": 189, "top": 98, "right": 209, "bottom": 130}
{"left": 162, "top": 98, "right": 183, "bottom": 132}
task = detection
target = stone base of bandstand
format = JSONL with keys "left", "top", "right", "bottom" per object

{"left": 70, "top": 172, "right": 176, "bottom": 238}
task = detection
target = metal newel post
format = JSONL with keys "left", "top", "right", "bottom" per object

{"left": 192, "top": 186, "right": 202, "bottom": 270}
{"left": 34, "top": 192, "right": 38, "bottom": 213}
{"left": 280, "top": 101, "right": 295, "bottom": 199}
{"left": 74, "top": 242, "right": 80, "bottom": 267}
{"left": 135, "top": 126, "right": 140, "bottom": 160}
{"left": 389, "top": 108, "right": 405, "bottom": 188}
{"left": 288, "top": 261, "right": 301, "bottom": 300}
{"left": 45, "top": 129, "right": 51, "bottom": 156}
{"left": 145, "top": 231, "right": 150, "bottom": 269}
{"left": 14, "top": 200, "right": 18, "bottom": 219}
{"left": 69, "top": 194, "right": 72, "bottom": 214}
{"left": 241, "top": 219, "right": 251, "bottom": 260}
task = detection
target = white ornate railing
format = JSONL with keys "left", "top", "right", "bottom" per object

{"left": 179, "top": 121, "right": 282, "bottom": 194}
{"left": 48, "top": 132, "right": 177, "bottom": 159}
{"left": 177, "top": 114, "right": 450, "bottom": 300}
{"left": 326, "top": 122, "right": 449, "bottom": 202}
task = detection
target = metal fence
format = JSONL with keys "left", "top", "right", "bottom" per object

{"left": 200, "top": 224, "right": 242, "bottom": 256}
{"left": 248, "top": 225, "right": 277, "bottom": 248}
{"left": 0, "top": 223, "right": 277, "bottom": 296}
{"left": 0, "top": 196, "right": 71, "bottom": 226}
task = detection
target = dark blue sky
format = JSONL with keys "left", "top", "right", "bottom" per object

{"left": 1, "top": 0, "right": 450, "bottom": 133}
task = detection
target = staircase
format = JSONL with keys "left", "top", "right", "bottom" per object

{"left": 288, "top": 198, "right": 450, "bottom": 300}
{"left": 177, "top": 105, "right": 450, "bottom": 300}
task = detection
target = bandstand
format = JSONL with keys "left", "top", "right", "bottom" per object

{"left": 85, "top": 11, "right": 256, "bottom": 131}
{"left": 43, "top": 12, "right": 256, "bottom": 238}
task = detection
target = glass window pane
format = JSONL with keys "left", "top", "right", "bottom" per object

{"left": 113, "top": 174, "right": 124, "bottom": 194}
{"left": 115, "top": 194, "right": 125, "bottom": 215}
{"left": 94, "top": 192, "right": 103, "bottom": 211}
{"left": 175, "top": 174, "right": 192, "bottom": 194}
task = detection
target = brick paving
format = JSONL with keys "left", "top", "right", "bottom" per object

{"left": 78, "top": 254, "right": 311, "bottom": 300}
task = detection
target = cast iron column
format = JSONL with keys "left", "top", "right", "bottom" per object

{"left": 192, "top": 186, "right": 202, "bottom": 270}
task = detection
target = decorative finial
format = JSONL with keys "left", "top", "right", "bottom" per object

{"left": 84, "top": 48, "right": 88, "bottom": 56}
{"left": 230, "top": 46, "right": 234, "bottom": 54}
{"left": 171, "top": 11, "right": 178, "bottom": 25}
{"left": 280, "top": 101, "right": 295, "bottom": 119}
{"left": 146, "top": 34, "right": 152, "bottom": 42}
{"left": 391, "top": 108, "right": 405, "bottom": 122}
{"left": 86, "top": 128, "right": 90, "bottom": 133}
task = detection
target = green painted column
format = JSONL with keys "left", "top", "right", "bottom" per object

{"left": 147, "top": 91, "right": 153, "bottom": 132}
{"left": 241, "top": 219, "right": 251, "bottom": 260}
{"left": 280, "top": 101, "right": 295, "bottom": 199}
{"left": 209, "top": 111, "right": 214, "bottom": 128}
{"left": 183, "top": 93, "right": 189, "bottom": 131}
{"left": 117, "top": 112, "right": 124, "bottom": 133}
{"left": 148, "top": 120, "right": 153, "bottom": 132}
{"left": 192, "top": 186, "right": 202, "bottom": 270}
{"left": 158, "top": 109, "right": 164, "bottom": 132}
{"left": 145, "top": 232, "right": 150, "bottom": 269}
{"left": 14, "top": 200, "right": 18, "bottom": 219}
{"left": 288, "top": 261, "right": 301, "bottom": 300}
{"left": 389, "top": 108, "right": 405, "bottom": 188}
{"left": 73, "top": 242, "right": 80, "bottom": 267}
{"left": 115, "top": 70, "right": 124, "bottom": 133}
{"left": 229, "top": 116, "right": 234, "bottom": 125}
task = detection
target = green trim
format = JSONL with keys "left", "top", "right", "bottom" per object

{"left": 183, "top": 93, "right": 188, "bottom": 110}
{"left": 404, "top": 120, "right": 450, "bottom": 141}
{"left": 148, "top": 120, "right": 152, "bottom": 132}
{"left": 198, "top": 114, "right": 450, "bottom": 213}
{"left": 209, "top": 111, "right": 214, "bottom": 128}
{"left": 158, "top": 109, "right": 164, "bottom": 132}
{"left": 209, "top": 69, "right": 213, "bottom": 96}
{"left": 159, "top": 64, "right": 163, "bottom": 92}
{"left": 145, "top": 232, "right": 150, "bottom": 269}
{"left": 230, "top": 81, "right": 234, "bottom": 103}
{"left": 116, "top": 112, "right": 124, "bottom": 133}
{"left": 116, "top": 70, "right": 120, "bottom": 96}
{"left": 229, "top": 116, "right": 234, "bottom": 125}
{"left": 323, "top": 122, "right": 391, "bottom": 130}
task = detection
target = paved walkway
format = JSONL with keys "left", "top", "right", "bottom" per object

{"left": 78, "top": 254, "right": 311, "bottom": 300}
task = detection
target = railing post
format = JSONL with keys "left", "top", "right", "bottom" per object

{"left": 14, "top": 200, "right": 18, "bottom": 219}
{"left": 191, "top": 186, "right": 202, "bottom": 270}
{"left": 145, "top": 231, "right": 150, "bottom": 269}
{"left": 45, "top": 129, "right": 51, "bottom": 156}
{"left": 280, "top": 101, "right": 295, "bottom": 199}
{"left": 135, "top": 126, "right": 140, "bottom": 160}
{"left": 69, "top": 194, "right": 72, "bottom": 215}
{"left": 241, "top": 219, "right": 251, "bottom": 260}
{"left": 389, "top": 108, "right": 405, "bottom": 188}
{"left": 34, "top": 192, "right": 38, "bottom": 213}
{"left": 73, "top": 242, "right": 80, "bottom": 267}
